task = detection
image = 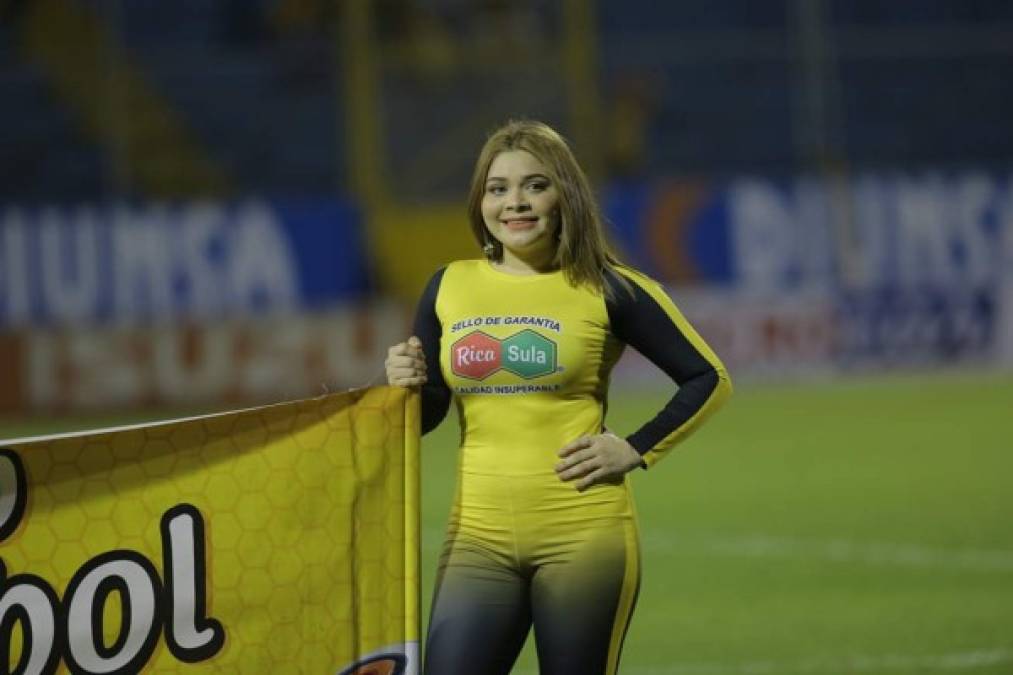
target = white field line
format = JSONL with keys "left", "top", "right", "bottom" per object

{"left": 421, "top": 530, "right": 1013, "bottom": 573}
{"left": 644, "top": 533, "right": 1013, "bottom": 573}
{"left": 509, "top": 647, "right": 1013, "bottom": 674}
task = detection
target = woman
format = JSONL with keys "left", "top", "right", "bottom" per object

{"left": 385, "top": 120, "right": 731, "bottom": 675}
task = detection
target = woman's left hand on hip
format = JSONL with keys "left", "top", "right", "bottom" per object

{"left": 555, "top": 432, "right": 643, "bottom": 491}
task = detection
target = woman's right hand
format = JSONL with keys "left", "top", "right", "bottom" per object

{"left": 385, "top": 336, "right": 428, "bottom": 387}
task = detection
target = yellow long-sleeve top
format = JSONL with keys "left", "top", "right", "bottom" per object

{"left": 414, "top": 260, "right": 731, "bottom": 472}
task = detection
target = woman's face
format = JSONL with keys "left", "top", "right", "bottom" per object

{"left": 481, "top": 150, "right": 560, "bottom": 263}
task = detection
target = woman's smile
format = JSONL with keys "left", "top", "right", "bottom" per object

{"left": 503, "top": 217, "right": 539, "bottom": 230}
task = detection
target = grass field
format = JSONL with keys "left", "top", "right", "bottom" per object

{"left": 418, "top": 371, "right": 1013, "bottom": 674}
{"left": 2, "top": 371, "right": 1012, "bottom": 673}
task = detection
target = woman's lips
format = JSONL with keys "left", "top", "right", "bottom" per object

{"left": 503, "top": 218, "right": 538, "bottom": 230}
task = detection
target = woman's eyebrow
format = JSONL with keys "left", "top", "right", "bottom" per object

{"left": 486, "top": 173, "right": 550, "bottom": 183}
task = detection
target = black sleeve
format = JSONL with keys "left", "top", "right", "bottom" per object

{"left": 413, "top": 267, "right": 452, "bottom": 434}
{"left": 605, "top": 269, "right": 723, "bottom": 456}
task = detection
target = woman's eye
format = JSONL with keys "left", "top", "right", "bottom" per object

{"left": 528, "top": 182, "right": 548, "bottom": 192}
{"left": 487, "top": 185, "right": 506, "bottom": 195}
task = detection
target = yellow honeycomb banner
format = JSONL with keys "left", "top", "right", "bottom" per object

{"left": 0, "top": 387, "right": 420, "bottom": 674}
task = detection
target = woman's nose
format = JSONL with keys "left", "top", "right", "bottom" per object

{"left": 505, "top": 188, "right": 530, "bottom": 211}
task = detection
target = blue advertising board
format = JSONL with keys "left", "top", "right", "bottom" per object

{"left": 604, "top": 179, "right": 734, "bottom": 285}
{"left": 603, "top": 171, "right": 1012, "bottom": 365}
{"left": 0, "top": 199, "right": 370, "bottom": 327}
{"left": 605, "top": 172, "right": 1011, "bottom": 292}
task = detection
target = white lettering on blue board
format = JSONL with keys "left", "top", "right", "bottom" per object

{"left": 0, "top": 200, "right": 299, "bottom": 325}
{"left": 728, "top": 172, "right": 1011, "bottom": 292}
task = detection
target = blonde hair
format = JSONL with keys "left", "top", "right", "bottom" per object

{"left": 467, "top": 119, "right": 628, "bottom": 299}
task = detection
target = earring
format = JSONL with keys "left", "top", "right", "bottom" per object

{"left": 482, "top": 240, "right": 496, "bottom": 257}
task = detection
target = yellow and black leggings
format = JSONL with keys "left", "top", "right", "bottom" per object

{"left": 424, "top": 472, "right": 641, "bottom": 675}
